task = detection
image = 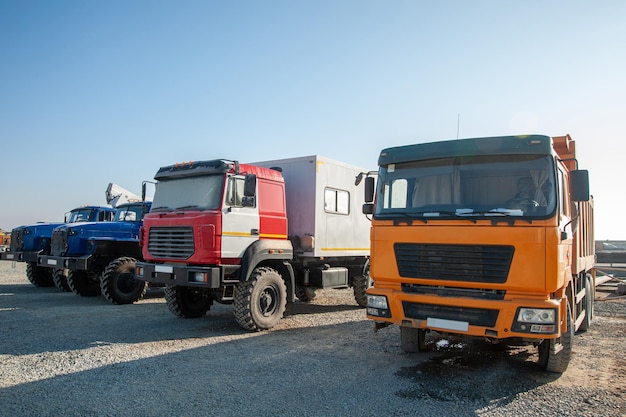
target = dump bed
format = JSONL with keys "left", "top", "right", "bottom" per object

{"left": 252, "top": 155, "right": 370, "bottom": 258}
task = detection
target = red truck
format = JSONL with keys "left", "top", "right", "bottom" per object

{"left": 135, "top": 156, "right": 371, "bottom": 331}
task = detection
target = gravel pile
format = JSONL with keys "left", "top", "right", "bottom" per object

{"left": 1, "top": 262, "right": 624, "bottom": 417}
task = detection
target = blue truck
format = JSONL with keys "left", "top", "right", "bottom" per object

{"left": 37, "top": 201, "right": 152, "bottom": 304}
{"left": 1, "top": 206, "right": 116, "bottom": 289}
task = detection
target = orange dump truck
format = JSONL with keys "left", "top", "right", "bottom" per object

{"left": 363, "top": 134, "right": 594, "bottom": 373}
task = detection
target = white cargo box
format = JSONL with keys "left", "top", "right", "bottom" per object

{"left": 252, "top": 155, "right": 371, "bottom": 258}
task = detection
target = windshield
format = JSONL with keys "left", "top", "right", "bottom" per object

{"left": 375, "top": 154, "right": 556, "bottom": 219}
{"left": 114, "top": 205, "right": 145, "bottom": 222}
{"left": 67, "top": 209, "right": 97, "bottom": 223}
{"left": 151, "top": 175, "right": 225, "bottom": 212}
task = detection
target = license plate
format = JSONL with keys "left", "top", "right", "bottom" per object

{"left": 46, "top": 259, "right": 57, "bottom": 266}
{"left": 6, "top": 254, "right": 14, "bottom": 260}
{"left": 155, "top": 265, "right": 173, "bottom": 274}
{"left": 427, "top": 317, "right": 469, "bottom": 332}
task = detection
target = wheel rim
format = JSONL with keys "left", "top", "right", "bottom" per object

{"left": 259, "top": 285, "right": 279, "bottom": 317}
{"left": 117, "top": 271, "right": 138, "bottom": 293}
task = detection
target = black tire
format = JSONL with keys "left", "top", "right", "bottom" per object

{"left": 538, "top": 302, "right": 574, "bottom": 373}
{"left": 233, "top": 267, "right": 287, "bottom": 331}
{"left": 400, "top": 327, "right": 426, "bottom": 353}
{"left": 67, "top": 270, "right": 102, "bottom": 297}
{"left": 295, "top": 286, "right": 317, "bottom": 302}
{"left": 579, "top": 274, "right": 594, "bottom": 332}
{"left": 25, "top": 262, "right": 54, "bottom": 287}
{"left": 101, "top": 257, "right": 148, "bottom": 305}
{"left": 52, "top": 269, "right": 71, "bottom": 292}
{"left": 352, "top": 264, "right": 372, "bottom": 307}
{"left": 164, "top": 285, "right": 213, "bottom": 318}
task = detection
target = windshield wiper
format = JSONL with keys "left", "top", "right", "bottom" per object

{"left": 150, "top": 206, "right": 172, "bottom": 212}
{"left": 175, "top": 205, "right": 201, "bottom": 211}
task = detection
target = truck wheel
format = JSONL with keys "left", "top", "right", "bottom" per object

{"left": 538, "top": 302, "right": 574, "bottom": 373}
{"left": 400, "top": 327, "right": 426, "bottom": 353}
{"left": 579, "top": 274, "right": 594, "bottom": 332}
{"left": 101, "top": 257, "right": 148, "bottom": 305}
{"left": 164, "top": 285, "right": 213, "bottom": 318}
{"left": 295, "top": 286, "right": 317, "bottom": 302}
{"left": 352, "top": 266, "right": 372, "bottom": 307}
{"left": 25, "top": 262, "right": 54, "bottom": 287}
{"left": 233, "top": 267, "right": 287, "bottom": 331}
{"left": 67, "top": 270, "right": 102, "bottom": 297}
{"left": 52, "top": 269, "right": 71, "bottom": 292}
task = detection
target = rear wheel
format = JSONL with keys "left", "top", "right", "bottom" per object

{"left": 579, "top": 274, "right": 594, "bottom": 332}
{"left": 538, "top": 302, "right": 574, "bottom": 373}
{"left": 164, "top": 285, "right": 213, "bottom": 318}
{"left": 352, "top": 263, "right": 372, "bottom": 307}
{"left": 67, "top": 270, "right": 101, "bottom": 297}
{"left": 234, "top": 267, "right": 287, "bottom": 331}
{"left": 101, "top": 257, "right": 148, "bottom": 305}
{"left": 25, "top": 262, "right": 54, "bottom": 287}
{"left": 52, "top": 269, "right": 71, "bottom": 292}
{"left": 295, "top": 286, "right": 317, "bottom": 302}
{"left": 400, "top": 327, "right": 426, "bottom": 353}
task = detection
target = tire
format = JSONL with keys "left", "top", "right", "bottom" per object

{"left": 538, "top": 302, "right": 574, "bottom": 373}
{"left": 352, "top": 264, "right": 372, "bottom": 307}
{"left": 233, "top": 267, "right": 287, "bottom": 331}
{"left": 400, "top": 327, "right": 426, "bottom": 353}
{"left": 67, "top": 270, "right": 102, "bottom": 297}
{"left": 25, "top": 262, "right": 54, "bottom": 287}
{"left": 52, "top": 269, "right": 71, "bottom": 292}
{"left": 295, "top": 286, "right": 317, "bottom": 302}
{"left": 164, "top": 285, "right": 213, "bottom": 318}
{"left": 579, "top": 274, "right": 594, "bottom": 332}
{"left": 101, "top": 257, "right": 148, "bottom": 305}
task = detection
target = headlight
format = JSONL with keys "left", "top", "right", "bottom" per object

{"left": 516, "top": 308, "right": 556, "bottom": 324}
{"left": 366, "top": 295, "right": 391, "bottom": 318}
{"left": 512, "top": 307, "right": 557, "bottom": 334}
{"left": 367, "top": 295, "right": 388, "bottom": 309}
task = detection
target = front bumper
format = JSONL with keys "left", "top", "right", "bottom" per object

{"left": 38, "top": 254, "right": 93, "bottom": 270}
{"left": 1, "top": 251, "right": 39, "bottom": 262}
{"left": 135, "top": 262, "right": 224, "bottom": 288}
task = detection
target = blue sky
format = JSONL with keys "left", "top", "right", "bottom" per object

{"left": 1, "top": 0, "right": 624, "bottom": 239}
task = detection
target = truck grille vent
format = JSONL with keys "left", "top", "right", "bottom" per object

{"left": 50, "top": 230, "right": 68, "bottom": 256}
{"left": 394, "top": 243, "right": 514, "bottom": 284}
{"left": 402, "top": 301, "right": 499, "bottom": 328}
{"left": 11, "top": 229, "right": 24, "bottom": 251}
{"left": 148, "top": 227, "right": 194, "bottom": 259}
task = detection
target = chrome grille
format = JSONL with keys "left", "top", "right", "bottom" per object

{"left": 395, "top": 243, "right": 514, "bottom": 284}
{"left": 148, "top": 227, "right": 194, "bottom": 259}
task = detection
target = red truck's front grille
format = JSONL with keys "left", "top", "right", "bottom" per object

{"left": 147, "top": 227, "right": 194, "bottom": 259}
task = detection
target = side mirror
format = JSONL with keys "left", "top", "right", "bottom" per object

{"left": 364, "top": 177, "right": 375, "bottom": 203}
{"left": 244, "top": 174, "right": 257, "bottom": 197}
{"left": 362, "top": 203, "right": 374, "bottom": 215}
{"left": 570, "top": 170, "right": 589, "bottom": 202}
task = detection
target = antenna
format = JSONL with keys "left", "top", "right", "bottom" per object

{"left": 457, "top": 114, "right": 460, "bottom": 139}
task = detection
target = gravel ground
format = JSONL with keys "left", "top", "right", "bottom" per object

{"left": 1, "top": 261, "right": 625, "bottom": 417}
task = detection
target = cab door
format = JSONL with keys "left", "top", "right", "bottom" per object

{"left": 221, "top": 175, "right": 260, "bottom": 259}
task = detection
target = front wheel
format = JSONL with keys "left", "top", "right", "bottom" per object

{"left": 164, "top": 285, "right": 213, "bottom": 318}
{"left": 67, "top": 270, "right": 101, "bottom": 297}
{"left": 101, "top": 257, "right": 148, "bottom": 305}
{"left": 52, "top": 269, "right": 71, "bottom": 292}
{"left": 400, "top": 327, "right": 426, "bottom": 353}
{"left": 233, "top": 267, "right": 287, "bottom": 331}
{"left": 538, "top": 302, "right": 574, "bottom": 373}
{"left": 26, "top": 262, "right": 54, "bottom": 287}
